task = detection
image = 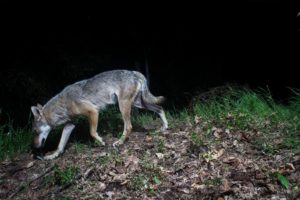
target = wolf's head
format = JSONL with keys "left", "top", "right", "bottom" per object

{"left": 31, "top": 104, "right": 52, "bottom": 148}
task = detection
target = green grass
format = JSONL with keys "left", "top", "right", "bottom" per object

{"left": 43, "top": 165, "right": 79, "bottom": 186}
{"left": 72, "top": 142, "right": 86, "bottom": 154}
{"left": 1, "top": 87, "right": 300, "bottom": 161}
{"left": 97, "top": 150, "right": 124, "bottom": 167}
{"left": 0, "top": 124, "right": 32, "bottom": 160}
{"left": 191, "top": 87, "right": 300, "bottom": 154}
{"left": 128, "top": 153, "right": 162, "bottom": 192}
{"left": 132, "top": 111, "right": 156, "bottom": 128}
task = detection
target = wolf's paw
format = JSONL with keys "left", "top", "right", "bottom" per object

{"left": 43, "top": 151, "right": 61, "bottom": 160}
{"left": 161, "top": 125, "right": 169, "bottom": 131}
{"left": 95, "top": 139, "right": 106, "bottom": 146}
{"left": 36, "top": 155, "right": 45, "bottom": 161}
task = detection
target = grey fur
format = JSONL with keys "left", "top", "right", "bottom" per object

{"left": 31, "top": 70, "right": 168, "bottom": 160}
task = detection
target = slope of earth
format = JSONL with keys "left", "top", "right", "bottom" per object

{"left": 1, "top": 119, "right": 299, "bottom": 200}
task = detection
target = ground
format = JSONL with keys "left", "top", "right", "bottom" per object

{"left": 1, "top": 119, "right": 300, "bottom": 200}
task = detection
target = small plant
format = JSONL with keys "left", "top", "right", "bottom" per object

{"left": 98, "top": 155, "right": 112, "bottom": 167}
{"left": 73, "top": 142, "right": 85, "bottom": 154}
{"left": 0, "top": 124, "right": 32, "bottom": 160}
{"left": 97, "top": 150, "right": 124, "bottom": 167}
{"left": 59, "top": 196, "right": 71, "bottom": 200}
{"left": 202, "top": 151, "right": 214, "bottom": 162}
{"left": 128, "top": 174, "right": 161, "bottom": 192}
{"left": 54, "top": 165, "right": 79, "bottom": 186}
{"left": 272, "top": 171, "right": 289, "bottom": 189}
{"left": 157, "top": 137, "right": 165, "bottom": 153}
{"left": 43, "top": 174, "right": 56, "bottom": 187}
{"left": 261, "top": 142, "right": 277, "bottom": 155}
{"left": 128, "top": 153, "right": 163, "bottom": 192}
{"left": 191, "top": 132, "right": 204, "bottom": 146}
{"left": 128, "top": 175, "right": 149, "bottom": 191}
{"left": 112, "top": 152, "right": 124, "bottom": 166}
{"left": 166, "top": 109, "right": 191, "bottom": 128}
{"left": 132, "top": 111, "right": 155, "bottom": 128}
{"left": 204, "top": 177, "right": 222, "bottom": 186}
{"left": 153, "top": 175, "right": 161, "bottom": 185}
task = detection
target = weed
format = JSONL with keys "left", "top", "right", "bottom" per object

{"left": 97, "top": 150, "right": 124, "bottom": 167}
{"left": 0, "top": 124, "right": 32, "bottom": 160}
{"left": 157, "top": 137, "right": 165, "bottom": 153}
{"left": 271, "top": 171, "right": 289, "bottom": 189}
{"left": 204, "top": 177, "right": 223, "bottom": 186}
{"left": 191, "top": 132, "right": 204, "bottom": 146}
{"left": 132, "top": 111, "right": 155, "bottom": 128}
{"left": 73, "top": 142, "right": 86, "bottom": 154}
{"left": 128, "top": 153, "right": 163, "bottom": 192}
{"left": 98, "top": 155, "right": 111, "bottom": 167}
{"left": 192, "top": 87, "right": 300, "bottom": 154}
{"left": 53, "top": 165, "right": 79, "bottom": 186}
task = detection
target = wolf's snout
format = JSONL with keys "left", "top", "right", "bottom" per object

{"left": 41, "top": 138, "right": 46, "bottom": 146}
{"left": 33, "top": 136, "right": 45, "bottom": 148}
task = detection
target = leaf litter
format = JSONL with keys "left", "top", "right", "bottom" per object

{"left": 0, "top": 119, "right": 300, "bottom": 199}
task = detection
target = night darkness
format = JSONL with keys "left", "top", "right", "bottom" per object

{"left": 0, "top": 2, "right": 299, "bottom": 126}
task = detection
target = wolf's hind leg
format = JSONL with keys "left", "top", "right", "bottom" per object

{"left": 43, "top": 124, "right": 75, "bottom": 160}
{"left": 134, "top": 100, "right": 168, "bottom": 130}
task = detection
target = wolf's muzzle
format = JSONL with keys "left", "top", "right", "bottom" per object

{"left": 41, "top": 138, "right": 46, "bottom": 147}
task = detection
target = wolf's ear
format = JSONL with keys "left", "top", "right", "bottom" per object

{"left": 37, "top": 103, "right": 43, "bottom": 110}
{"left": 31, "top": 106, "right": 42, "bottom": 118}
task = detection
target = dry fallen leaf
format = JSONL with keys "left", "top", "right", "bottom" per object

{"left": 279, "top": 163, "right": 295, "bottom": 174}
{"left": 179, "top": 188, "right": 190, "bottom": 194}
{"left": 194, "top": 115, "right": 201, "bottom": 124}
{"left": 220, "top": 178, "right": 231, "bottom": 192}
{"left": 165, "top": 142, "right": 175, "bottom": 149}
{"left": 226, "top": 113, "right": 233, "bottom": 119}
{"left": 105, "top": 191, "right": 115, "bottom": 199}
{"left": 112, "top": 173, "right": 127, "bottom": 182}
{"left": 233, "top": 140, "right": 238, "bottom": 146}
{"left": 156, "top": 153, "right": 164, "bottom": 159}
{"left": 26, "top": 161, "right": 34, "bottom": 168}
{"left": 191, "top": 183, "right": 206, "bottom": 190}
{"left": 212, "top": 149, "right": 225, "bottom": 160}
{"left": 99, "top": 182, "right": 106, "bottom": 191}
{"left": 223, "top": 156, "right": 241, "bottom": 165}
{"left": 145, "top": 136, "right": 152, "bottom": 142}
{"left": 125, "top": 155, "right": 139, "bottom": 168}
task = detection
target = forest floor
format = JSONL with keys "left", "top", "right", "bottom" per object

{"left": 1, "top": 87, "right": 300, "bottom": 199}
{"left": 1, "top": 119, "right": 299, "bottom": 200}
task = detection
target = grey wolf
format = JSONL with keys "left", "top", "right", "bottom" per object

{"left": 31, "top": 70, "right": 168, "bottom": 160}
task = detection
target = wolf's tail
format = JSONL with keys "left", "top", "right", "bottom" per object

{"left": 141, "top": 81, "right": 165, "bottom": 105}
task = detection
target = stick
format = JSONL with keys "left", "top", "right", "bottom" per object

{"left": 8, "top": 165, "right": 55, "bottom": 199}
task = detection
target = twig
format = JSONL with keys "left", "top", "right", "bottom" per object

{"left": 44, "top": 165, "right": 95, "bottom": 198}
{"left": 83, "top": 166, "right": 95, "bottom": 180}
{"left": 8, "top": 165, "right": 55, "bottom": 199}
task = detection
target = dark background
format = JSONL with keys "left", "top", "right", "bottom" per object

{"left": 0, "top": 1, "right": 299, "bottom": 126}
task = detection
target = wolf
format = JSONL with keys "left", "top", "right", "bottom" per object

{"left": 31, "top": 70, "right": 168, "bottom": 160}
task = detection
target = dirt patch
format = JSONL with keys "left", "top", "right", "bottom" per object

{"left": 1, "top": 123, "right": 300, "bottom": 199}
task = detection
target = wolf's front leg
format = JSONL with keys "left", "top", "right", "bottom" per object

{"left": 113, "top": 100, "right": 133, "bottom": 147}
{"left": 43, "top": 124, "right": 75, "bottom": 160}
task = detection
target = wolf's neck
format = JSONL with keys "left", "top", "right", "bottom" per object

{"left": 43, "top": 94, "right": 70, "bottom": 127}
